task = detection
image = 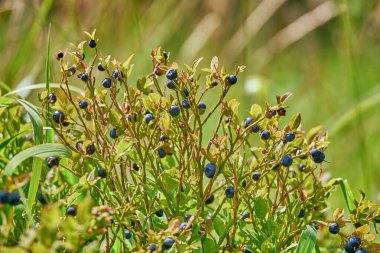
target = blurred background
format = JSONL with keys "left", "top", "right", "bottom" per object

{"left": 1, "top": 0, "right": 379, "bottom": 205}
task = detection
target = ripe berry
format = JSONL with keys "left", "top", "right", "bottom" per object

{"left": 68, "top": 66, "right": 76, "bottom": 75}
{"left": 102, "top": 78, "right": 111, "bottom": 88}
{"left": 145, "top": 113, "right": 155, "bottom": 124}
{"left": 78, "top": 100, "right": 88, "bottom": 109}
{"left": 157, "top": 148, "right": 166, "bottom": 158}
{"left": 132, "top": 162, "right": 139, "bottom": 171}
{"left": 67, "top": 207, "right": 77, "bottom": 216}
{"left": 98, "top": 168, "right": 107, "bottom": 178}
{"left": 243, "top": 117, "right": 254, "bottom": 128}
{"left": 166, "top": 79, "right": 177, "bottom": 89}
{"left": 285, "top": 132, "right": 295, "bottom": 142}
{"left": 182, "top": 99, "right": 191, "bottom": 109}
{"left": 159, "top": 135, "right": 167, "bottom": 141}
{"left": 224, "top": 117, "right": 230, "bottom": 123}
{"left": 298, "top": 209, "right": 305, "bottom": 218}
{"left": 252, "top": 172, "right": 261, "bottom": 181}
{"left": 299, "top": 164, "right": 306, "bottom": 171}
{"left": 86, "top": 144, "right": 96, "bottom": 155}
{"left": 344, "top": 242, "right": 355, "bottom": 253}
{"left": 205, "top": 195, "right": 214, "bottom": 204}
{"left": 183, "top": 88, "right": 189, "bottom": 97}
{"left": 347, "top": 236, "right": 361, "bottom": 251}
{"left": 98, "top": 63, "right": 105, "bottom": 71}
{"left": 197, "top": 102, "right": 206, "bottom": 110}
{"left": 47, "top": 93, "right": 57, "bottom": 104}
{"left": 185, "top": 214, "right": 192, "bottom": 221}
{"left": 150, "top": 243, "right": 157, "bottom": 251}
{"left": 163, "top": 237, "right": 175, "bottom": 250}
{"left": 0, "top": 191, "right": 10, "bottom": 204}
{"left": 80, "top": 73, "right": 89, "bottom": 82}
{"left": 9, "top": 193, "right": 21, "bottom": 205}
{"left": 281, "top": 154, "right": 293, "bottom": 167}
{"left": 166, "top": 69, "right": 178, "bottom": 80}
{"left": 252, "top": 124, "right": 260, "bottom": 133}
{"left": 125, "top": 230, "right": 132, "bottom": 239}
{"left": 37, "top": 193, "right": 47, "bottom": 204}
{"left": 155, "top": 209, "right": 164, "bottom": 217}
{"left": 310, "top": 148, "right": 325, "bottom": 163}
{"left": 163, "top": 51, "right": 168, "bottom": 60}
{"left": 355, "top": 249, "right": 369, "bottom": 253}
{"left": 224, "top": 186, "right": 235, "bottom": 198}
{"left": 241, "top": 180, "right": 247, "bottom": 188}
{"left": 46, "top": 157, "right": 59, "bottom": 168}
{"left": 204, "top": 163, "right": 217, "bottom": 178}
{"left": 243, "top": 247, "right": 252, "bottom": 253}
{"left": 56, "top": 52, "right": 64, "bottom": 60}
{"left": 328, "top": 222, "right": 339, "bottom": 234}
{"left": 260, "top": 130, "right": 271, "bottom": 140}
{"left": 227, "top": 75, "right": 237, "bottom": 85}
{"left": 110, "top": 128, "right": 118, "bottom": 139}
{"left": 88, "top": 39, "right": 97, "bottom": 48}
{"left": 180, "top": 222, "right": 189, "bottom": 230}
{"left": 52, "top": 110, "right": 65, "bottom": 124}
{"left": 241, "top": 211, "right": 249, "bottom": 220}
{"left": 169, "top": 105, "right": 180, "bottom": 117}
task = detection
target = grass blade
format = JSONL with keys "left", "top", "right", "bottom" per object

{"left": 4, "top": 143, "right": 72, "bottom": 175}
{"left": 295, "top": 225, "right": 317, "bottom": 253}
{"left": 0, "top": 131, "right": 25, "bottom": 150}
{"left": 339, "top": 179, "right": 356, "bottom": 213}
{"left": 4, "top": 83, "right": 84, "bottom": 97}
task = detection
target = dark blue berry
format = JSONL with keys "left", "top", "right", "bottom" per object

{"left": 169, "top": 105, "right": 180, "bottom": 117}
{"left": 98, "top": 168, "right": 107, "bottom": 178}
{"left": 112, "top": 70, "right": 119, "bottom": 79}
{"left": 132, "top": 162, "right": 139, "bottom": 171}
{"left": 155, "top": 209, "right": 164, "bottom": 217}
{"left": 166, "top": 69, "right": 178, "bottom": 80}
{"left": 310, "top": 148, "right": 325, "bottom": 163}
{"left": 102, "top": 78, "right": 111, "bottom": 88}
{"left": 242, "top": 180, "right": 247, "bottom": 188}
{"left": 110, "top": 128, "right": 118, "bottom": 139}
{"left": 52, "top": 110, "right": 65, "bottom": 124}
{"left": 260, "top": 130, "right": 271, "bottom": 140}
{"left": 285, "top": 132, "right": 295, "bottom": 142}
{"left": 227, "top": 75, "right": 237, "bottom": 85}
{"left": 252, "top": 172, "right": 261, "bottom": 181}
{"left": 243, "top": 247, "right": 252, "bottom": 253}
{"left": 205, "top": 195, "right": 214, "bottom": 204}
{"left": 344, "top": 242, "right": 355, "bottom": 253}
{"left": 252, "top": 124, "right": 260, "bottom": 133}
{"left": 347, "top": 236, "right": 361, "bottom": 251}
{"left": 299, "top": 164, "right": 306, "bottom": 171}
{"left": 241, "top": 211, "right": 249, "bottom": 220}
{"left": 86, "top": 144, "right": 96, "bottom": 155}
{"left": 185, "top": 214, "right": 192, "bottom": 221}
{"left": 37, "top": 193, "right": 47, "bottom": 204}
{"left": 88, "top": 39, "right": 96, "bottom": 48}
{"left": 159, "top": 135, "right": 167, "bottom": 141}
{"left": 46, "top": 157, "right": 59, "bottom": 168}
{"left": 9, "top": 193, "right": 21, "bottom": 205}
{"left": 56, "top": 52, "right": 64, "bottom": 59}
{"left": 355, "top": 249, "right": 369, "bottom": 253}
{"left": 182, "top": 99, "right": 191, "bottom": 109}
{"left": 298, "top": 209, "right": 305, "bottom": 218}
{"left": 145, "top": 113, "right": 155, "bottom": 124}
{"left": 157, "top": 148, "right": 166, "bottom": 158}
{"left": 98, "top": 63, "right": 105, "bottom": 71}
{"left": 78, "top": 100, "right": 88, "bottom": 109}
{"left": 163, "top": 237, "right": 175, "bottom": 250}
{"left": 183, "top": 88, "right": 189, "bottom": 97}
{"left": 166, "top": 79, "right": 177, "bottom": 89}
{"left": 329, "top": 222, "right": 339, "bottom": 234}
{"left": 47, "top": 93, "right": 57, "bottom": 104}
{"left": 243, "top": 117, "right": 254, "bottom": 128}
{"left": 204, "top": 163, "right": 217, "bottom": 178}
{"left": 125, "top": 230, "right": 132, "bottom": 239}
{"left": 163, "top": 51, "right": 168, "bottom": 60}
{"left": 224, "top": 186, "right": 234, "bottom": 198}
{"left": 224, "top": 117, "right": 230, "bottom": 123}
{"left": 197, "top": 102, "right": 206, "bottom": 110}
{"left": 281, "top": 154, "right": 293, "bottom": 167}
{"left": 0, "top": 191, "right": 10, "bottom": 204}
{"left": 67, "top": 207, "right": 77, "bottom": 216}
{"left": 150, "top": 243, "right": 157, "bottom": 251}
{"left": 80, "top": 73, "right": 89, "bottom": 82}
{"left": 180, "top": 222, "right": 188, "bottom": 230}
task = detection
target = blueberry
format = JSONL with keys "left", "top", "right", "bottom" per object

{"left": 243, "top": 247, "right": 252, "bottom": 253}
{"left": 328, "top": 222, "right": 339, "bottom": 234}
{"left": 79, "top": 100, "right": 88, "bottom": 109}
{"left": 355, "top": 249, "right": 369, "bottom": 253}
{"left": 205, "top": 195, "right": 214, "bottom": 204}
{"left": 310, "top": 148, "right": 325, "bottom": 163}
{"left": 241, "top": 180, "right": 247, "bottom": 188}
{"left": 211, "top": 80, "right": 218, "bottom": 87}
{"left": 252, "top": 172, "right": 261, "bottom": 181}
{"left": 0, "top": 191, "right": 10, "bottom": 204}
{"left": 98, "top": 168, "right": 107, "bottom": 178}
{"left": 163, "top": 238, "right": 175, "bottom": 250}
{"left": 112, "top": 70, "right": 120, "bottom": 79}
{"left": 102, "top": 78, "right": 112, "bottom": 88}
{"left": 159, "top": 135, "right": 167, "bottom": 141}
{"left": 252, "top": 124, "right": 260, "bottom": 133}
{"left": 166, "top": 79, "right": 177, "bottom": 89}
{"left": 52, "top": 110, "right": 65, "bottom": 124}
{"left": 155, "top": 209, "right": 164, "bottom": 217}
{"left": 197, "top": 102, "right": 206, "bottom": 110}
{"left": 347, "top": 236, "right": 361, "bottom": 250}
{"left": 183, "top": 88, "right": 189, "bottom": 97}
{"left": 132, "top": 162, "right": 139, "bottom": 171}
{"left": 169, "top": 105, "right": 180, "bottom": 117}
{"left": 184, "top": 214, "right": 192, "bottom": 221}
{"left": 145, "top": 113, "right": 155, "bottom": 124}
{"left": 243, "top": 117, "right": 254, "bottom": 128}
{"left": 281, "top": 154, "right": 293, "bottom": 167}
{"left": 241, "top": 211, "right": 249, "bottom": 220}
{"left": 204, "top": 163, "right": 217, "bottom": 178}
{"left": 150, "top": 243, "right": 157, "bottom": 251}
{"left": 67, "top": 207, "right": 77, "bottom": 216}
{"left": 46, "top": 157, "right": 59, "bottom": 168}
{"left": 224, "top": 117, "right": 230, "bottom": 123}
{"left": 227, "top": 75, "right": 237, "bottom": 85}
{"left": 9, "top": 193, "right": 21, "bottom": 205}
{"left": 88, "top": 39, "right": 96, "bottom": 48}
{"left": 224, "top": 186, "right": 234, "bottom": 198}
{"left": 285, "top": 132, "right": 295, "bottom": 142}
{"left": 47, "top": 93, "right": 57, "bottom": 104}
{"left": 344, "top": 242, "right": 355, "bottom": 253}
{"left": 166, "top": 69, "right": 178, "bottom": 80}
{"left": 163, "top": 51, "right": 168, "bottom": 60}
{"left": 180, "top": 222, "right": 188, "bottom": 230}
{"left": 56, "top": 52, "right": 64, "bottom": 59}
{"left": 125, "top": 230, "right": 132, "bottom": 239}
{"left": 298, "top": 209, "right": 305, "bottom": 218}
{"left": 260, "top": 130, "right": 271, "bottom": 140}
{"left": 157, "top": 148, "right": 166, "bottom": 158}
{"left": 37, "top": 193, "right": 47, "bottom": 204}
{"left": 86, "top": 144, "right": 96, "bottom": 155}
{"left": 110, "top": 128, "right": 118, "bottom": 139}
{"left": 80, "top": 73, "right": 89, "bottom": 82}
{"left": 68, "top": 66, "right": 76, "bottom": 75}
{"left": 299, "top": 164, "right": 306, "bottom": 171}
{"left": 98, "top": 63, "right": 106, "bottom": 71}
{"left": 182, "top": 99, "right": 191, "bottom": 109}
{"left": 293, "top": 146, "right": 302, "bottom": 155}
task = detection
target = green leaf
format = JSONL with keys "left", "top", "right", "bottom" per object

{"left": 0, "top": 131, "right": 24, "bottom": 150}
{"left": 203, "top": 238, "right": 218, "bottom": 253}
{"left": 289, "top": 113, "right": 301, "bottom": 130}
{"left": 4, "top": 83, "right": 84, "bottom": 97}
{"left": 250, "top": 104, "right": 262, "bottom": 118}
{"left": 4, "top": 144, "right": 72, "bottom": 175}
{"left": 339, "top": 179, "right": 356, "bottom": 213}
{"left": 295, "top": 225, "right": 317, "bottom": 253}
{"left": 254, "top": 197, "right": 268, "bottom": 219}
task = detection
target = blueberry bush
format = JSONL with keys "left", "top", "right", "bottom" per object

{"left": 1, "top": 32, "right": 380, "bottom": 252}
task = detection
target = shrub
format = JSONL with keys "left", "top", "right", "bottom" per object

{"left": 1, "top": 32, "right": 380, "bottom": 252}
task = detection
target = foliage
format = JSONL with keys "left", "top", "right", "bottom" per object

{"left": 1, "top": 33, "right": 380, "bottom": 252}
